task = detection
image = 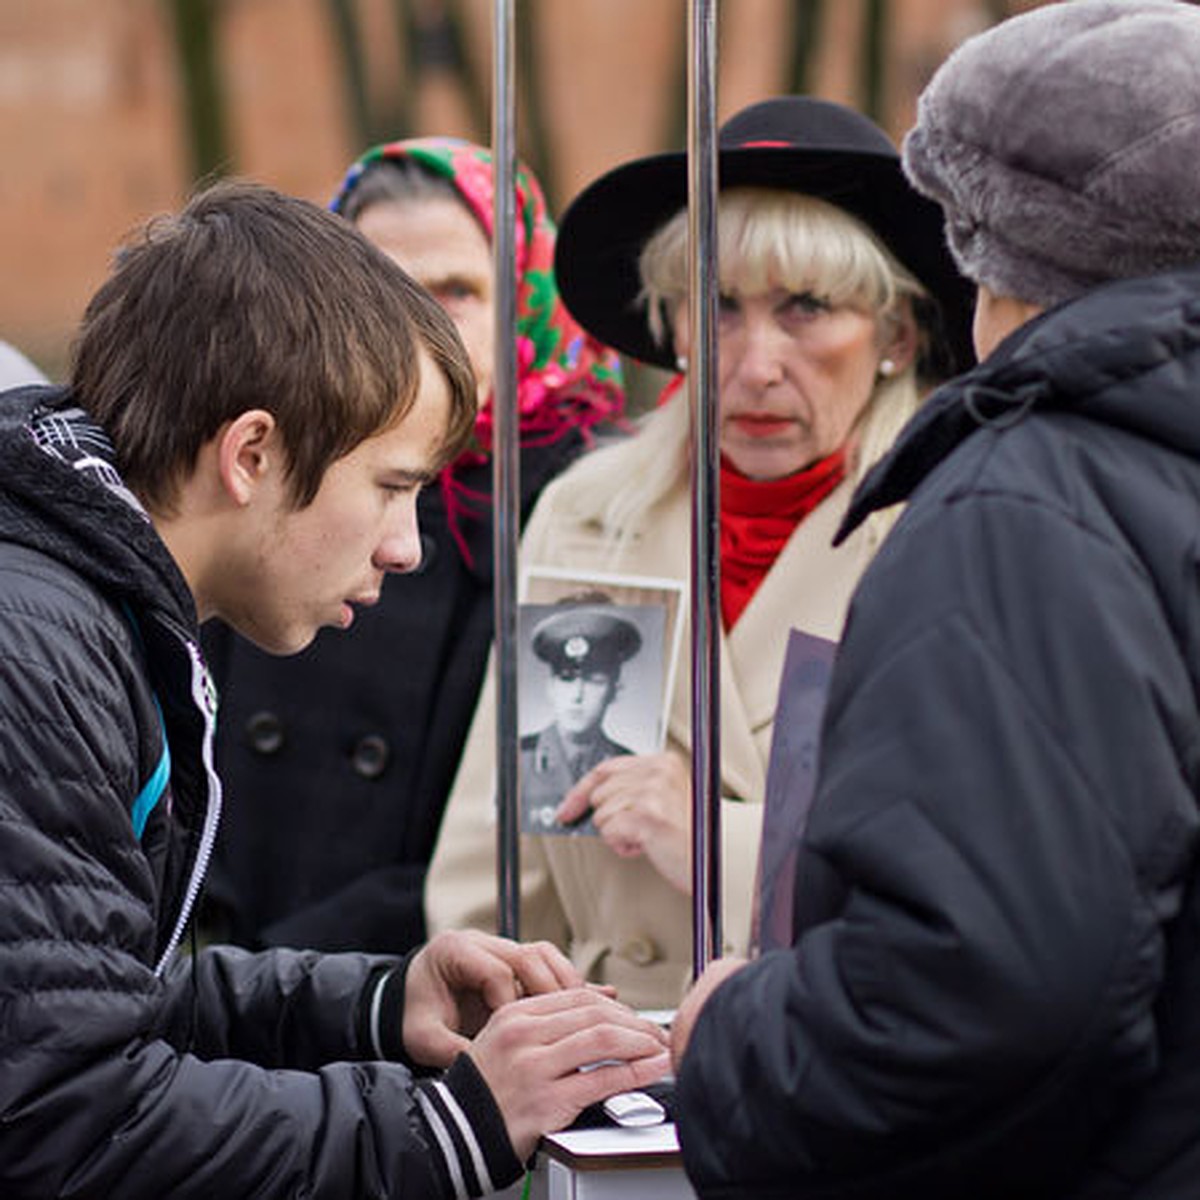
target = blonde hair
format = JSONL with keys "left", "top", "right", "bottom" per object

{"left": 559, "top": 188, "right": 930, "bottom": 556}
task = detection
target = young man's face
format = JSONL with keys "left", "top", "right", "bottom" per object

{"left": 231, "top": 351, "right": 451, "bottom": 655}
{"left": 548, "top": 668, "right": 617, "bottom": 743}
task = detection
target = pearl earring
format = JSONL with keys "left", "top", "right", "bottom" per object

{"left": 676, "top": 355, "right": 688, "bottom": 374}
{"left": 878, "top": 358, "right": 897, "bottom": 378}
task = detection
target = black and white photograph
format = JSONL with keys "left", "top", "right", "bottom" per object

{"left": 517, "top": 568, "right": 685, "bottom": 837}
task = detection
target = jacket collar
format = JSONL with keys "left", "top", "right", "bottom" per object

{"left": 0, "top": 384, "right": 197, "bottom": 628}
{"left": 838, "top": 261, "right": 1200, "bottom": 542}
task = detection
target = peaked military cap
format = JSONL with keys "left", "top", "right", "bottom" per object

{"left": 531, "top": 606, "right": 642, "bottom": 678}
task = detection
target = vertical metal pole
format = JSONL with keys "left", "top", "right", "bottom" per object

{"left": 492, "top": 0, "right": 521, "bottom": 940}
{"left": 687, "top": 0, "right": 722, "bottom": 976}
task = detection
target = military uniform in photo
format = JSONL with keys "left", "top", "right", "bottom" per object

{"left": 520, "top": 606, "right": 640, "bottom": 836}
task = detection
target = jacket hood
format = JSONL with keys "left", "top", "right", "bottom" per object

{"left": 839, "top": 261, "right": 1200, "bottom": 541}
{"left": 0, "top": 384, "right": 196, "bottom": 628}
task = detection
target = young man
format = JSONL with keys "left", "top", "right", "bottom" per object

{"left": 0, "top": 179, "right": 667, "bottom": 1199}
{"left": 671, "top": 3, "right": 1200, "bottom": 1198}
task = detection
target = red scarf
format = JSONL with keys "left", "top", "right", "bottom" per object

{"left": 720, "top": 450, "right": 847, "bottom": 628}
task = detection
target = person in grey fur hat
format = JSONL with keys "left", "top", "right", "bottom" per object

{"left": 670, "top": 4, "right": 1200, "bottom": 1199}
{"left": 902, "top": 0, "right": 1200, "bottom": 328}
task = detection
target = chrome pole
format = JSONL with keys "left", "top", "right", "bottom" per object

{"left": 492, "top": 0, "right": 520, "bottom": 939}
{"left": 687, "top": 0, "right": 721, "bottom": 976}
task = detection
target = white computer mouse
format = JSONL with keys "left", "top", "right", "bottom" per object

{"left": 602, "top": 1090, "right": 667, "bottom": 1128}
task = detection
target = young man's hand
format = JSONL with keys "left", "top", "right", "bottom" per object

{"left": 468, "top": 988, "right": 671, "bottom": 1159}
{"left": 403, "top": 929, "right": 585, "bottom": 1067}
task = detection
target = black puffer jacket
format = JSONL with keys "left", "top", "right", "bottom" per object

{"left": 677, "top": 264, "right": 1200, "bottom": 1199}
{"left": 0, "top": 387, "right": 519, "bottom": 1199}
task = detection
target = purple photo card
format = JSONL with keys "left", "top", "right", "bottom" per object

{"left": 755, "top": 628, "right": 838, "bottom": 953}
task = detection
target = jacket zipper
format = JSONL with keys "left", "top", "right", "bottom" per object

{"left": 154, "top": 634, "right": 222, "bottom": 977}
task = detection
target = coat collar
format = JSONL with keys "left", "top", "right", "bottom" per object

{"left": 838, "top": 262, "right": 1200, "bottom": 543}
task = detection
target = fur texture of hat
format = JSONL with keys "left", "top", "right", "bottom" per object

{"left": 902, "top": 0, "right": 1200, "bottom": 308}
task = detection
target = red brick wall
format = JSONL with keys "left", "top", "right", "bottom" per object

{"left": 0, "top": 0, "right": 186, "bottom": 373}
{"left": 0, "top": 0, "right": 356, "bottom": 377}
{"left": 0, "top": 0, "right": 1042, "bottom": 379}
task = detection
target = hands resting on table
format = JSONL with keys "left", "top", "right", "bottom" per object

{"left": 403, "top": 930, "right": 672, "bottom": 1158}
{"left": 410, "top": 733, "right": 754, "bottom": 1158}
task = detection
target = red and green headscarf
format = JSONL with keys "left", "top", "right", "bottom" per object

{"left": 332, "top": 136, "right": 625, "bottom": 467}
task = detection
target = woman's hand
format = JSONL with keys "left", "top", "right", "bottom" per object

{"left": 670, "top": 955, "right": 748, "bottom": 1069}
{"left": 555, "top": 750, "right": 693, "bottom": 893}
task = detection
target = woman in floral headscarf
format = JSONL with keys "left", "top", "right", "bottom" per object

{"left": 200, "top": 139, "right": 625, "bottom": 955}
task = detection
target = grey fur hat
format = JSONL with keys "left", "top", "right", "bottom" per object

{"left": 902, "top": 0, "right": 1200, "bottom": 308}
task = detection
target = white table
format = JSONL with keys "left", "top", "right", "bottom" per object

{"left": 494, "top": 1124, "right": 696, "bottom": 1199}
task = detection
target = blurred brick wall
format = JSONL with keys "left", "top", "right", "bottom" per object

{"left": 0, "top": 0, "right": 356, "bottom": 377}
{"left": 0, "top": 0, "right": 1038, "bottom": 380}
{"left": 0, "top": 0, "right": 185, "bottom": 374}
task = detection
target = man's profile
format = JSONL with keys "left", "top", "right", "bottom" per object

{"left": 0, "top": 178, "right": 669, "bottom": 1199}
{"left": 521, "top": 603, "right": 641, "bottom": 834}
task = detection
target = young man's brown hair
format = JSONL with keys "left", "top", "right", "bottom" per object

{"left": 71, "top": 179, "right": 477, "bottom": 512}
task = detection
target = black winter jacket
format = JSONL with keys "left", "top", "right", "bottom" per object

{"left": 0, "top": 387, "right": 520, "bottom": 1199}
{"left": 677, "top": 264, "right": 1200, "bottom": 1199}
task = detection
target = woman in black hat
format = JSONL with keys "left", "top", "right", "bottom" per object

{"left": 428, "top": 96, "right": 971, "bottom": 1009}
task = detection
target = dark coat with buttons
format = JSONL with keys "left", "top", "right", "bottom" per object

{"left": 677, "top": 265, "right": 1200, "bottom": 1198}
{"left": 201, "top": 436, "right": 584, "bottom": 953}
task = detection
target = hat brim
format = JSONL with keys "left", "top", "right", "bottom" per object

{"left": 554, "top": 145, "right": 975, "bottom": 377}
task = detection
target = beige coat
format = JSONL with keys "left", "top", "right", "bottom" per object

{"left": 426, "top": 462, "right": 874, "bottom": 1009}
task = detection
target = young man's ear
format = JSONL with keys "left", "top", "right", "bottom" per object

{"left": 216, "top": 410, "right": 279, "bottom": 506}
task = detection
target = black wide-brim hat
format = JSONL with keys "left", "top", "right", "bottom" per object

{"left": 554, "top": 96, "right": 975, "bottom": 377}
